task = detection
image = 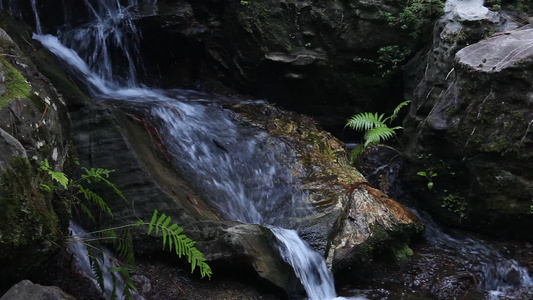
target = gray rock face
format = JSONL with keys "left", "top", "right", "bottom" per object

{"left": 0, "top": 26, "right": 72, "bottom": 288}
{"left": 0, "top": 280, "right": 76, "bottom": 300}
{"left": 0, "top": 128, "right": 26, "bottom": 172}
{"left": 404, "top": 23, "right": 533, "bottom": 237}
{"left": 457, "top": 27, "right": 533, "bottom": 72}
{"left": 130, "top": 0, "right": 416, "bottom": 135}
{"left": 403, "top": 0, "right": 501, "bottom": 129}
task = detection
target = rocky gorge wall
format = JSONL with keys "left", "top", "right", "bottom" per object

{"left": 402, "top": 0, "right": 533, "bottom": 238}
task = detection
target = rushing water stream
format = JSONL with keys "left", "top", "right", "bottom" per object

{"left": 6, "top": 0, "right": 533, "bottom": 299}
{"left": 25, "top": 0, "right": 338, "bottom": 299}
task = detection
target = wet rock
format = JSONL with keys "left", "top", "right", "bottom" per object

{"left": 132, "top": 0, "right": 416, "bottom": 136}
{"left": 229, "top": 103, "right": 424, "bottom": 274}
{"left": 403, "top": 23, "right": 533, "bottom": 238}
{"left": 0, "top": 280, "right": 76, "bottom": 300}
{"left": 0, "top": 25, "right": 72, "bottom": 290}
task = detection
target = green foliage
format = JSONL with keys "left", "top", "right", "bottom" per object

{"left": 346, "top": 100, "right": 410, "bottom": 163}
{"left": 144, "top": 210, "right": 212, "bottom": 278}
{"left": 39, "top": 162, "right": 211, "bottom": 299}
{"left": 0, "top": 56, "right": 31, "bottom": 108}
{"left": 394, "top": 243, "right": 414, "bottom": 260}
{"left": 387, "top": 0, "right": 444, "bottom": 38}
{"left": 416, "top": 170, "right": 438, "bottom": 190}
{"left": 353, "top": 45, "right": 411, "bottom": 77}
{"left": 485, "top": 0, "right": 530, "bottom": 12}
{"left": 442, "top": 193, "right": 468, "bottom": 221}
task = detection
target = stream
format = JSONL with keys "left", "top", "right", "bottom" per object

{"left": 27, "top": 0, "right": 338, "bottom": 299}
{"left": 5, "top": 0, "right": 533, "bottom": 299}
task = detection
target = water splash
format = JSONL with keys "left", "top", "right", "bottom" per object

{"left": 54, "top": 0, "right": 149, "bottom": 85}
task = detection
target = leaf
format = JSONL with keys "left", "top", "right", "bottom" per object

{"left": 89, "top": 254, "right": 105, "bottom": 294}
{"left": 143, "top": 209, "right": 212, "bottom": 278}
{"left": 428, "top": 182, "right": 434, "bottom": 189}
{"left": 364, "top": 126, "right": 402, "bottom": 147}
{"left": 386, "top": 100, "right": 411, "bottom": 123}
{"left": 416, "top": 171, "right": 427, "bottom": 176}
{"left": 345, "top": 112, "right": 386, "bottom": 132}
{"left": 77, "top": 185, "right": 113, "bottom": 218}
{"left": 148, "top": 210, "right": 158, "bottom": 235}
{"left": 431, "top": 172, "right": 438, "bottom": 177}
{"left": 40, "top": 183, "right": 52, "bottom": 192}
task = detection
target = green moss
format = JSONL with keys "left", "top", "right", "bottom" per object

{"left": 0, "top": 156, "right": 33, "bottom": 221}
{"left": 0, "top": 56, "right": 31, "bottom": 108}
{"left": 394, "top": 243, "right": 414, "bottom": 260}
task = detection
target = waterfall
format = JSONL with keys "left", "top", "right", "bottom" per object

{"left": 29, "top": 0, "right": 42, "bottom": 34}
{"left": 26, "top": 1, "right": 339, "bottom": 299}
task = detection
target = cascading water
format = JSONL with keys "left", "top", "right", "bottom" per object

{"left": 69, "top": 222, "right": 136, "bottom": 299}
{"left": 421, "top": 213, "right": 533, "bottom": 299}
{"left": 15, "top": 0, "right": 533, "bottom": 299}
{"left": 25, "top": 1, "right": 339, "bottom": 299}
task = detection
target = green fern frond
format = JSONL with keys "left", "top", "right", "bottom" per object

{"left": 345, "top": 112, "right": 386, "bottom": 131}
{"left": 39, "top": 160, "right": 69, "bottom": 189}
{"left": 77, "top": 185, "right": 113, "bottom": 218}
{"left": 143, "top": 210, "right": 212, "bottom": 278}
{"left": 40, "top": 183, "right": 53, "bottom": 192}
{"left": 108, "top": 266, "right": 138, "bottom": 300}
{"left": 81, "top": 167, "right": 125, "bottom": 201}
{"left": 364, "top": 126, "right": 402, "bottom": 147}
{"left": 385, "top": 100, "right": 411, "bottom": 123}
{"left": 89, "top": 253, "right": 105, "bottom": 294}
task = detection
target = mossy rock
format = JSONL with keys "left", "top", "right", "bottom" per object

{"left": 0, "top": 56, "right": 30, "bottom": 108}
{"left": 0, "top": 157, "right": 69, "bottom": 289}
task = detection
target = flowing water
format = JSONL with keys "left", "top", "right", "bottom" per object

{"left": 69, "top": 222, "right": 129, "bottom": 299}
{"left": 11, "top": 0, "right": 533, "bottom": 299}
{"left": 25, "top": 1, "right": 338, "bottom": 299}
{"left": 356, "top": 151, "right": 533, "bottom": 299}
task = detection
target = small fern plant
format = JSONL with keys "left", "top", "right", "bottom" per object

{"left": 39, "top": 160, "right": 212, "bottom": 299}
{"left": 345, "top": 100, "right": 410, "bottom": 164}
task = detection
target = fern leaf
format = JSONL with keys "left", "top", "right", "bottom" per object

{"left": 345, "top": 112, "right": 386, "bottom": 132}
{"left": 385, "top": 100, "right": 411, "bottom": 123}
{"left": 162, "top": 228, "right": 167, "bottom": 249}
{"left": 77, "top": 185, "right": 113, "bottom": 218}
{"left": 364, "top": 126, "right": 402, "bottom": 147}
{"left": 156, "top": 213, "right": 166, "bottom": 235}
{"left": 143, "top": 210, "right": 211, "bottom": 278}
{"left": 48, "top": 169, "right": 69, "bottom": 189}
{"left": 89, "top": 254, "right": 105, "bottom": 294}
{"left": 40, "top": 183, "right": 52, "bottom": 192}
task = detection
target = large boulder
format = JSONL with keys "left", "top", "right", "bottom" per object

{"left": 404, "top": 23, "right": 533, "bottom": 238}
{"left": 0, "top": 280, "right": 76, "bottom": 300}
{"left": 0, "top": 25, "right": 72, "bottom": 290}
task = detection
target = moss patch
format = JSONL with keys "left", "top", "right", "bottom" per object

{"left": 0, "top": 156, "right": 67, "bottom": 288}
{"left": 0, "top": 56, "right": 30, "bottom": 108}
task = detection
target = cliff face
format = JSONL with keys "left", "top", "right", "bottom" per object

{"left": 402, "top": 1, "right": 533, "bottom": 238}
